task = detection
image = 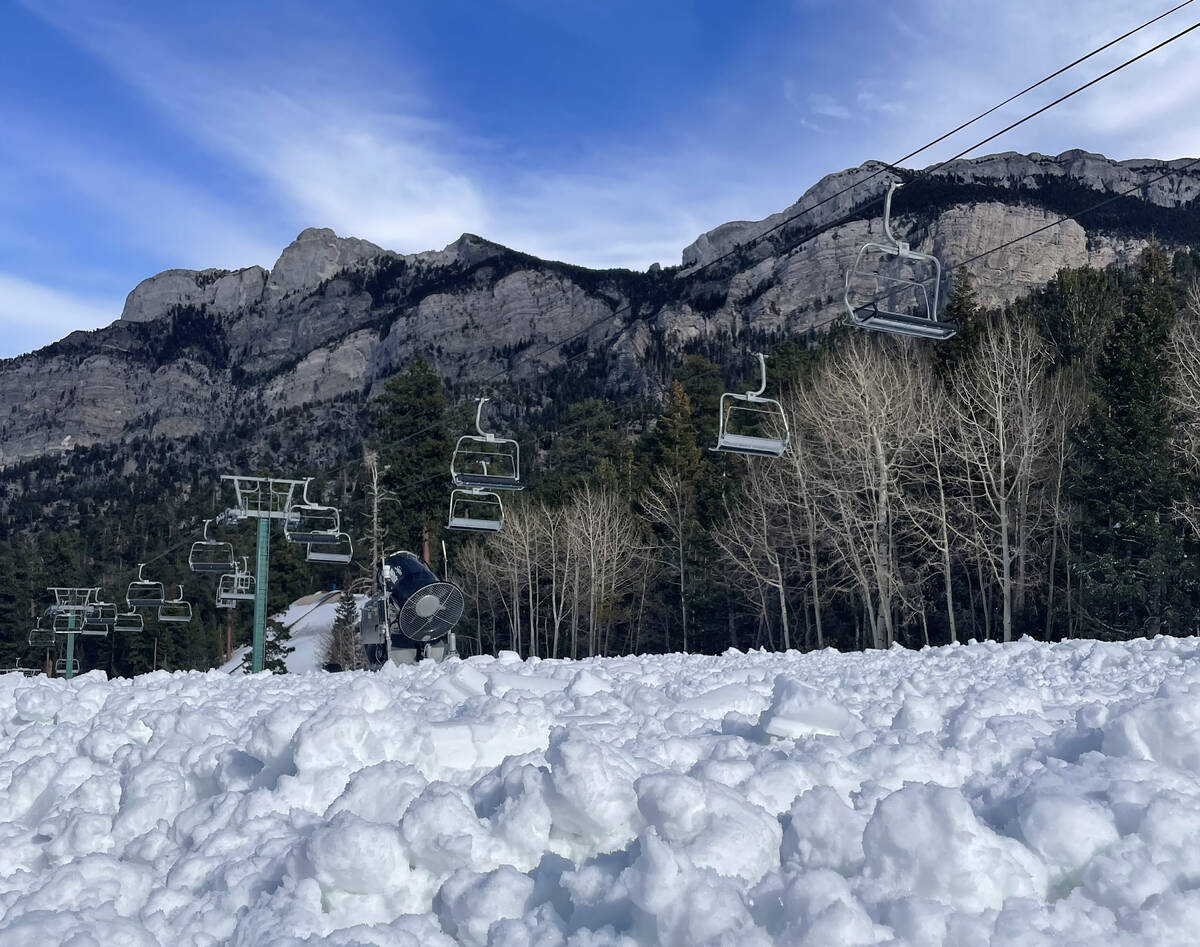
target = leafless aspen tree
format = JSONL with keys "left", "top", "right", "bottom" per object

{"left": 796, "top": 337, "right": 928, "bottom": 649}
{"left": 642, "top": 468, "right": 696, "bottom": 652}
{"left": 948, "top": 316, "right": 1054, "bottom": 642}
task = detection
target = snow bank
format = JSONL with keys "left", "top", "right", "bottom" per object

{"left": 4, "top": 636, "right": 1200, "bottom": 943}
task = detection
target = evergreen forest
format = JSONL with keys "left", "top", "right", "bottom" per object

{"left": 4, "top": 246, "right": 1200, "bottom": 675}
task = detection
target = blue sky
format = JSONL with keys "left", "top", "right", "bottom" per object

{"left": 1, "top": 0, "right": 1198, "bottom": 357}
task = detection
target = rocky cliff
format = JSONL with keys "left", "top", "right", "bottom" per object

{"left": 2, "top": 149, "right": 1198, "bottom": 467}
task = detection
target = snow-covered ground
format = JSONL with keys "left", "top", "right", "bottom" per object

{"left": 3, "top": 637, "right": 1200, "bottom": 945}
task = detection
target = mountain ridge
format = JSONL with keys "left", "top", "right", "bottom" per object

{"left": 2, "top": 148, "right": 1198, "bottom": 468}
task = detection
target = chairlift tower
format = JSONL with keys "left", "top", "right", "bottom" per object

{"left": 220, "top": 475, "right": 322, "bottom": 673}
{"left": 45, "top": 587, "right": 104, "bottom": 681}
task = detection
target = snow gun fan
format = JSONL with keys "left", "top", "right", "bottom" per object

{"left": 843, "top": 180, "right": 957, "bottom": 341}
{"left": 359, "top": 551, "right": 464, "bottom": 667}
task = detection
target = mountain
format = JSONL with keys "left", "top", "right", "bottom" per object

{"left": 2, "top": 149, "right": 1198, "bottom": 469}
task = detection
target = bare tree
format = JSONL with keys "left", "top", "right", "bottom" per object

{"left": 947, "top": 316, "right": 1055, "bottom": 642}
{"left": 567, "top": 486, "right": 639, "bottom": 656}
{"left": 641, "top": 468, "right": 697, "bottom": 651}
{"left": 713, "top": 462, "right": 792, "bottom": 650}
{"left": 1168, "top": 280, "right": 1200, "bottom": 536}
{"left": 795, "top": 337, "right": 929, "bottom": 649}
{"left": 538, "top": 501, "right": 574, "bottom": 659}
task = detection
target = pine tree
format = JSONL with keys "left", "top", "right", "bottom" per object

{"left": 932, "top": 269, "right": 982, "bottom": 378}
{"left": 323, "top": 587, "right": 362, "bottom": 670}
{"left": 652, "top": 382, "right": 703, "bottom": 475}
{"left": 243, "top": 618, "right": 294, "bottom": 674}
{"left": 373, "top": 359, "right": 451, "bottom": 564}
{"left": 1072, "top": 245, "right": 1192, "bottom": 638}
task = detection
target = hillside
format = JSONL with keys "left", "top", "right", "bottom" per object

{"left": 2, "top": 149, "right": 1198, "bottom": 468}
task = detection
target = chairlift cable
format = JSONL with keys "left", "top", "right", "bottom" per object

{"left": 375, "top": 16, "right": 1200, "bottom": 456}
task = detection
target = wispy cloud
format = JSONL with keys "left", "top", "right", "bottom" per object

{"left": 0, "top": 273, "right": 121, "bottom": 358}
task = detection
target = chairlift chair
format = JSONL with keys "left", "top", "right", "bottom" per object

{"left": 127, "top": 564, "right": 165, "bottom": 608}
{"left": 55, "top": 658, "right": 81, "bottom": 676}
{"left": 158, "top": 586, "right": 193, "bottom": 623}
{"left": 284, "top": 481, "right": 343, "bottom": 545}
{"left": 711, "top": 352, "right": 790, "bottom": 458}
{"left": 844, "top": 181, "right": 957, "bottom": 341}
{"left": 189, "top": 520, "right": 236, "bottom": 574}
{"left": 114, "top": 611, "right": 144, "bottom": 633}
{"left": 51, "top": 607, "right": 86, "bottom": 633}
{"left": 447, "top": 488, "right": 504, "bottom": 533}
{"left": 218, "top": 560, "right": 256, "bottom": 602}
{"left": 451, "top": 398, "right": 524, "bottom": 491}
{"left": 28, "top": 619, "right": 55, "bottom": 648}
{"left": 306, "top": 533, "right": 353, "bottom": 565}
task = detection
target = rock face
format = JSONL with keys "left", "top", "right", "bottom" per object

{"left": 1, "top": 150, "right": 1197, "bottom": 467}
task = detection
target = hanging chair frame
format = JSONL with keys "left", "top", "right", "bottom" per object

{"left": 451, "top": 398, "right": 524, "bottom": 490}
{"left": 127, "top": 564, "right": 165, "bottom": 608}
{"left": 447, "top": 488, "right": 504, "bottom": 533}
{"left": 158, "top": 586, "right": 193, "bottom": 623}
{"left": 189, "top": 519, "right": 236, "bottom": 574}
{"left": 284, "top": 481, "right": 343, "bottom": 545}
{"left": 711, "top": 353, "right": 790, "bottom": 458}
{"left": 306, "top": 533, "right": 353, "bottom": 565}
{"left": 844, "top": 181, "right": 957, "bottom": 341}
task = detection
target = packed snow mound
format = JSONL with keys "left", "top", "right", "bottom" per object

{"left": 4, "top": 637, "right": 1200, "bottom": 943}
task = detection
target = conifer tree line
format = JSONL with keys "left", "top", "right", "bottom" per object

{"left": 3, "top": 245, "right": 1200, "bottom": 672}
{"left": 426, "top": 245, "right": 1200, "bottom": 657}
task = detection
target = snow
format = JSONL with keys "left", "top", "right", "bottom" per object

{"left": 4, "top": 637, "right": 1200, "bottom": 943}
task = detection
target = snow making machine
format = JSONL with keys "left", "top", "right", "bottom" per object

{"left": 358, "top": 551, "right": 465, "bottom": 668}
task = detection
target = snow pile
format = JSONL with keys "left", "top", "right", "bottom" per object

{"left": 4, "top": 638, "right": 1200, "bottom": 944}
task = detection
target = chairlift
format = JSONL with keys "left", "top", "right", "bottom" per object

{"left": 28, "top": 619, "right": 55, "bottom": 649}
{"left": 80, "top": 610, "right": 110, "bottom": 636}
{"left": 284, "top": 481, "right": 342, "bottom": 545}
{"left": 451, "top": 398, "right": 524, "bottom": 490}
{"left": 127, "top": 564, "right": 165, "bottom": 608}
{"left": 158, "top": 586, "right": 192, "bottom": 623}
{"left": 711, "top": 352, "right": 790, "bottom": 458}
{"left": 52, "top": 608, "right": 86, "bottom": 633}
{"left": 54, "top": 657, "right": 81, "bottom": 676}
{"left": 114, "top": 611, "right": 144, "bottom": 633}
{"left": 217, "top": 560, "right": 255, "bottom": 602}
{"left": 306, "top": 533, "right": 353, "bottom": 565}
{"left": 189, "top": 520, "right": 236, "bottom": 574}
{"left": 844, "top": 181, "right": 957, "bottom": 340}
{"left": 447, "top": 488, "right": 504, "bottom": 532}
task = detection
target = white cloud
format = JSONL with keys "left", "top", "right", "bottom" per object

{"left": 0, "top": 272, "right": 122, "bottom": 357}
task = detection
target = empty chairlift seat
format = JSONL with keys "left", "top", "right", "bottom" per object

{"left": 448, "top": 488, "right": 504, "bottom": 532}
{"left": 189, "top": 520, "right": 236, "bottom": 573}
{"left": 158, "top": 586, "right": 193, "bottom": 623}
{"left": 307, "top": 533, "right": 353, "bottom": 565}
{"left": 844, "top": 181, "right": 957, "bottom": 341}
{"left": 451, "top": 398, "right": 524, "bottom": 491}
{"left": 711, "top": 352, "right": 790, "bottom": 458}
{"left": 127, "top": 564, "right": 165, "bottom": 608}
{"left": 284, "top": 481, "right": 343, "bottom": 545}
{"left": 113, "top": 611, "right": 144, "bottom": 633}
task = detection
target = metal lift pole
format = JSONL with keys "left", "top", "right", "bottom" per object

{"left": 64, "top": 611, "right": 76, "bottom": 680}
{"left": 252, "top": 514, "right": 270, "bottom": 673}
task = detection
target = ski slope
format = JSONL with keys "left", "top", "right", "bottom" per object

{"left": 3, "top": 637, "right": 1200, "bottom": 945}
{"left": 220, "top": 593, "right": 367, "bottom": 675}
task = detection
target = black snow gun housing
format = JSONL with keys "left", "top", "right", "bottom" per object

{"left": 358, "top": 551, "right": 464, "bottom": 667}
